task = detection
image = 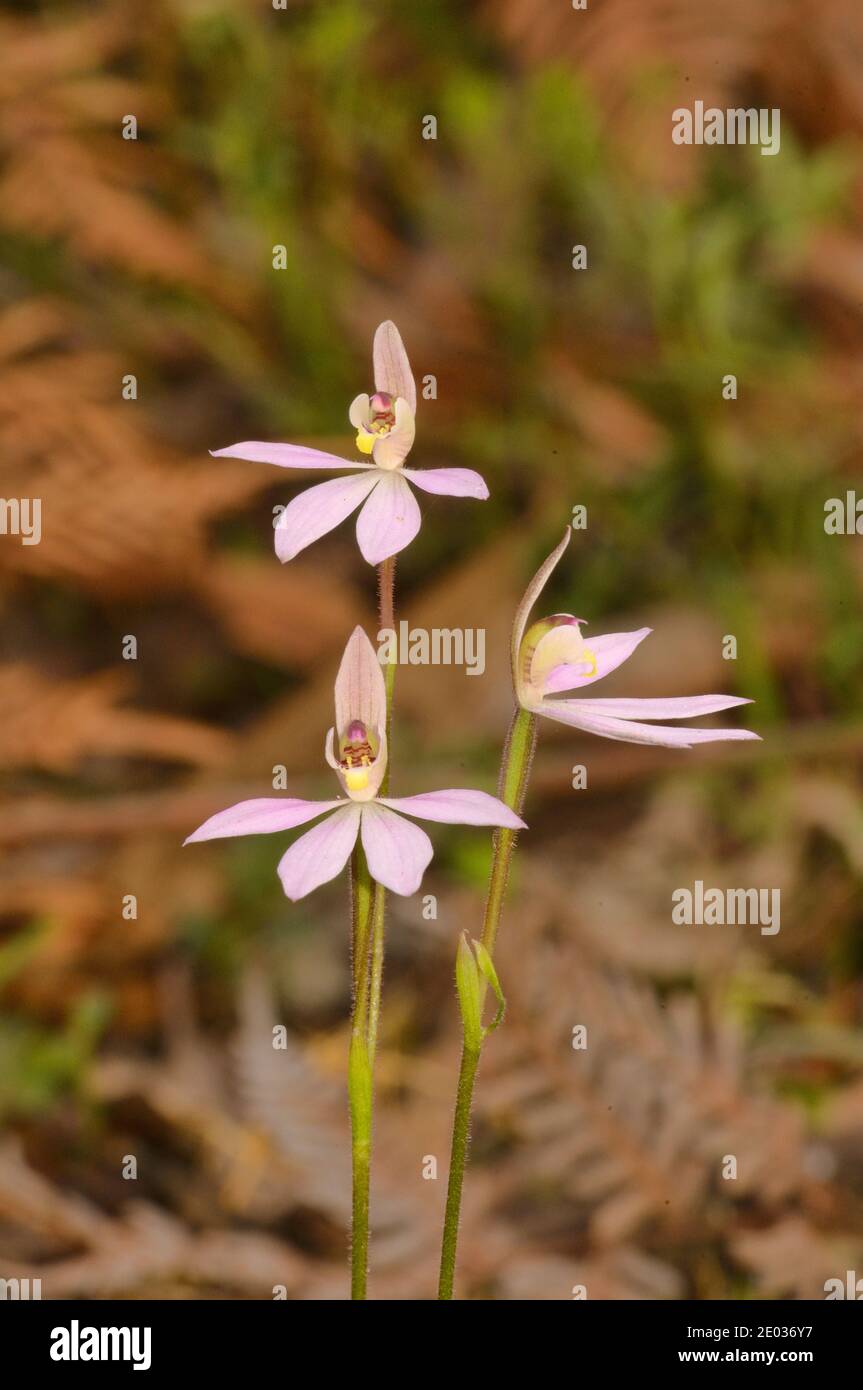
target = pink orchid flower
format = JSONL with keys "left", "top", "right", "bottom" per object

{"left": 513, "top": 530, "right": 761, "bottom": 749}
{"left": 185, "top": 627, "right": 523, "bottom": 899}
{"left": 211, "top": 322, "right": 489, "bottom": 566}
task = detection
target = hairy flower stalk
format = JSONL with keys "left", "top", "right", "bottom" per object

{"left": 367, "top": 554, "right": 396, "bottom": 1066}
{"left": 438, "top": 704, "right": 535, "bottom": 1300}
{"left": 350, "top": 552, "right": 395, "bottom": 1298}
{"left": 437, "top": 528, "right": 760, "bottom": 1300}
{"left": 348, "top": 842, "right": 374, "bottom": 1299}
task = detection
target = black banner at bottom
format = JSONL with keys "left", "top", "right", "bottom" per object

{"left": 3, "top": 1297, "right": 859, "bottom": 1374}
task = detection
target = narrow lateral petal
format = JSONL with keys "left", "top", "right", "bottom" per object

{"left": 543, "top": 627, "right": 653, "bottom": 693}
{"left": 275, "top": 473, "right": 379, "bottom": 562}
{"left": 360, "top": 803, "right": 433, "bottom": 896}
{"left": 355, "top": 470, "right": 422, "bottom": 564}
{"left": 212, "top": 442, "right": 373, "bottom": 471}
{"left": 401, "top": 467, "right": 489, "bottom": 500}
{"left": 379, "top": 789, "right": 525, "bottom": 829}
{"left": 373, "top": 321, "right": 417, "bottom": 414}
{"left": 349, "top": 394, "right": 371, "bottom": 428}
{"left": 511, "top": 529, "right": 572, "bottom": 684}
{"left": 334, "top": 626, "right": 387, "bottom": 739}
{"left": 539, "top": 700, "right": 761, "bottom": 748}
{"left": 558, "top": 694, "right": 754, "bottom": 721}
{"left": 184, "top": 797, "right": 342, "bottom": 844}
{"left": 277, "top": 804, "right": 362, "bottom": 900}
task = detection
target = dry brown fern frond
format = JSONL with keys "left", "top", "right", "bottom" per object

{"left": 229, "top": 966, "right": 353, "bottom": 1226}
{"left": 731, "top": 1215, "right": 861, "bottom": 1300}
{"left": 199, "top": 553, "right": 363, "bottom": 671}
{"left": 0, "top": 1140, "right": 307, "bottom": 1299}
{"left": 0, "top": 1137, "right": 114, "bottom": 1252}
{"left": 0, "top": 296, "right": 368, "bottom": 622}
{"left": 0, "top": 299, "right": 278, "bottom": 595}
{"left": 0, "top": 664, "right": 229, "bottom": 770}
{"left": 231, "top": 964, "right": 499, "bottom": 1298}
{"left": 80, "top": 964, "right": 452, "bottom": 1297}
{"left": 484, "top": 0, "right": 782, "bottom": 94}
{"left": 532, "top": 783, "right": 792, "bottom": 979}
{"left": 473, "top": 882, "right": 812, "bottom": 1257}
{"left": 0, "top": 8, "right": 221, "bottom": 291}
{"left": 481, "top": 0, "right": 863, "bottom": 189}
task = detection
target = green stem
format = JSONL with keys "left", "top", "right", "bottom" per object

{"left": 349, "top": 844, "right": 374, "bottom": 1299}
{"left": 378, "top": 554, "right": 396, "bottom": 642}
{"left": 437, "top": 704, "right": 537, "bottom": 1300}
{"left": 366, "top": 883, "right": 386, "bottom": 1068}
{"left": 368, "top": 655, "right": 396, "bottom": 1068}
{"left": 348, "top": 555, "right": 397, "bottom": 1298}
{"left": 437, "top": 1044, "right": 480, "bottom": 1298}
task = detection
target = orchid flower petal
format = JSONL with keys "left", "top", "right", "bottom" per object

{"left": 211, "top": 442, "right": 373, "bottom": 471}
{"left": 572, "top": 628, "right": 653, "bottom": 685}
{"left": 512, "top": 529, "right": 572, "bottom": 686}
{"left": 558, "top": 694, "right": 754, "bottom": 721}
{"left": 277, "top": 804, "right": 362, "bottom": 900}
{"left": 538, "top": 699, "right": 761, "bottom": 748}
{"left": 373, "top": 321, "right": 417, "bottom": 415}
{"left": 355, "top": 470, "right": 421, "bottom": 564}
{"left": 184, "top": 797, "right": 342, "bottom": 844}
{"left": 542, "top": 662, "right": 598, "bottom": 694}
{"left": 372, "top": 397, "right": 415, "bottom": 469}
{"left": 334, "top": 626, "right": 387, "bottom": 743}
{"left": 401, "top": 466, "right": 489, "bottom": 500}
{"left": 379, "top": 789, "right": 525, "bottom": 829}
{"left": 360, "top": 803, "right": 433, "bottom": 896}
{"left": 324, "top": 726, "right": 339, "bottom": 770}
{"left": 275, "top": 473, "right": 379, "bottom": 562}
{"left": 540, "top": 627, "right": 653, "bottom": 693}
{"left": 527, "top": 621, "right": 590, "bottom": 694}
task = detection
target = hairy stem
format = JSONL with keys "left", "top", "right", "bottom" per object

{"left": 378, "top": 554, "right": 396, "bottom": 635}
{"left": 367, "top": 655, "right": 395, "bottom": 1070}
{"left": 437, "top": 705, "right": 537, "bottom": 1300}
{"left": 348, "top": 554, "right": 397, "bottom": 1297}
{"left": 349, "top": 844, "right": 374, "bottom": 1299}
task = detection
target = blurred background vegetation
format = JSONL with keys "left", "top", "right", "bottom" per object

{"left": 0, "top": 0, "right": 862, "bottom": 1298}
